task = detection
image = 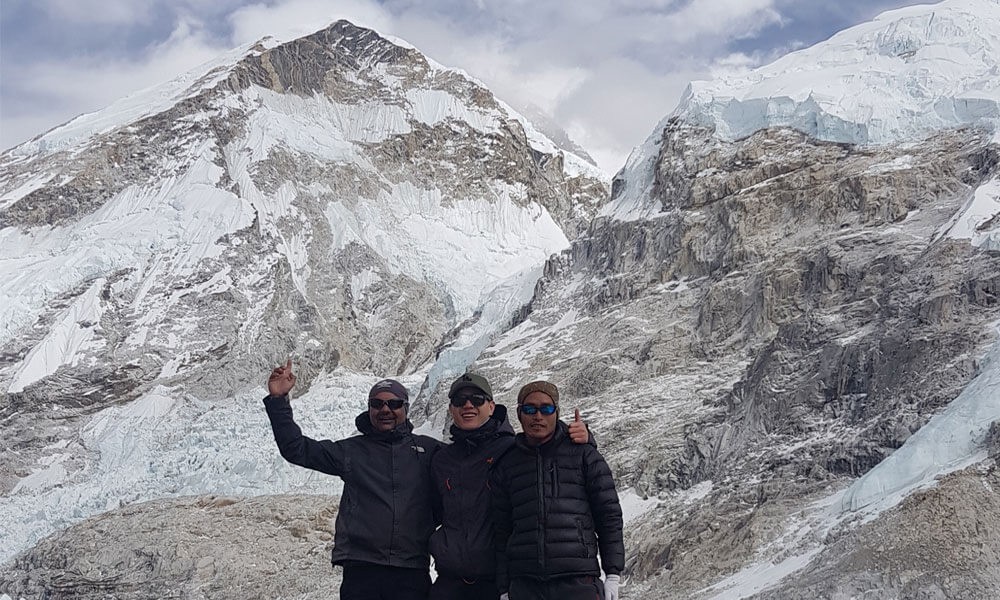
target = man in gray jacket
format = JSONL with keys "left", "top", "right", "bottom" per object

{"left": 263, "top": 360, "right": 440, "bottom": 600}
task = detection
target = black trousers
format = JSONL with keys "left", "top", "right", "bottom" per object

{"left": 339, "top": 563, "right": 431, "bottom": 600}
{"left": 429, "top": 573, "right": 501, "bottom": 600}
{"left": 509, "top": 576, "right": 605, "bottom": 600}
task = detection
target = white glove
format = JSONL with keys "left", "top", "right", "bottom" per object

{"left": 500, "top": 594, "right": 509, "bottom": 600}
{"left": 604, "top": 574, "right": 620, "bottom": 600}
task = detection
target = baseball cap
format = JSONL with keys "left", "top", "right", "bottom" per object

{"left": 448, "top": 373, "right": 493, "bottom": 400}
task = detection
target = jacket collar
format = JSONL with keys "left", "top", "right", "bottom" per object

{"left": 514, "top": 418, "right": 570, "bottom": 452}
{"left": 355, "top": 411, "right": 413, "bottom": 441}
{"left": 449, "top": 404, "right": 515, "bottom": 446}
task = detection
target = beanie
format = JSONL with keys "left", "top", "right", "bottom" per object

{"left": 516, "top": 380, "right": 559, "bottom": 405}
{"left": 368, "top": 379, "right": 409, "bottom": 401}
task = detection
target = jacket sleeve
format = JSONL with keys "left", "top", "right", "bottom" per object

{"left": 429, "top": 443, "right": 444, "bottom": 527}
{"left": 263, "top": 395, "right": 346, "bottom": 476}
{"left": 583, "top": 447, "right": 625, "bottom": 576}
{"left": 490, "top": 461, "right": 513, "bottom": 593}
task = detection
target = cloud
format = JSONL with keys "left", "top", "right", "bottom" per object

{"left": 227, "top": 0, "right": 394, "bottom": 45}
{"left": 557, "top": 60, "right": 702, "bottom": 176}
{"left": 3, "top": 0, "right": 918, "bottom": 174}
{"left": 375, "top": 0, "right": 777, "bottom": 172}
{"left": 36, "top": 0, "right": 158, "bottom": 25}
{"left": 2, "top": 17, "right": 227, "bottom": 146}
{"left": 661, "top": 0, "right": 784, "bottom": 43}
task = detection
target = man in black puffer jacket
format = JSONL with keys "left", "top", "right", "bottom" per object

{"left": 429, "top": 373, "right": 591, "bottom": 600}
{"left": 263, "top": 360, "right": 440, "bottom": 600}
{"left": 492, "top": 380, "right": 624, "bottom": 600}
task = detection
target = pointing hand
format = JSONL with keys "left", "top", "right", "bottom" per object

{"left": 268, "top": 358, "right": 297, "bottom": 397}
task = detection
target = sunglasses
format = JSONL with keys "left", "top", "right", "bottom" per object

{"left": 518, "top": 404, "right": 556, "bottom": 416}
{"left": 450, "top": 394, "right": 491, "bottom": 408}
{"left": 369, "top": 398, "right": 407, "bottom": 410}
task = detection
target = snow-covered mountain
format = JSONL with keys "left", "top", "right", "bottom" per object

{"left": 4, "top": 3, "right": 1000, "bottom": 599}
{"left": 0, "top": 19, "right": 606, "bottom": 574}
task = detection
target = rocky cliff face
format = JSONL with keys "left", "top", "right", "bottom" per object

{"left": 449, "top": 121, "right": 1000, "bottom": 598}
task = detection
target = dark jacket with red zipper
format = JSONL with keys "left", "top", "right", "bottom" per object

{"left": 490, "top": 420, "right": 624, "bottom": 593}
{"left": 263, "top": 394, "right": 440, "bottom": 570}
{"left": 429, "top": 404, "right": 516, "bottom": 581}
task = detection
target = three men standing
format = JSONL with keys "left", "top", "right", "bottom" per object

{"left": 263, "top": 363, "right": 623, "bottom": 600}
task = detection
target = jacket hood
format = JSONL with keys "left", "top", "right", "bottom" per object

{"left": 355, "top": 411, "right": 414, "bottom": 440}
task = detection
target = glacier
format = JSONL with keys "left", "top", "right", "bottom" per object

{"left": 675, "top": 0, "right": 1000, "bottom": 147}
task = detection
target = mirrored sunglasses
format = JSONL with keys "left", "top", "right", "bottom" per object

{"left": 369, "top": 398, "right": 406, "bottom": 410}
{"left": 518, "top": 404, "right": 556, "bottom": 416}
{"left": 450, "top": 394, "right": 490, "bottom": 408}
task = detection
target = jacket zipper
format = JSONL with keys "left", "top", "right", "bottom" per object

{"left": 389, "top": 439, "right": 396, "bottom": 565}
{"left": 536, "top": 450, "right": 545, "bottom": 573}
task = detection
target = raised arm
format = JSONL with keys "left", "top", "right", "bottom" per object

{"left": 263, "top": 360, "right": 346, "bottom": 476}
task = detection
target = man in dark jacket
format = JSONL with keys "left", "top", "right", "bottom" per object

{"left": 429, "top": 373, "right": 590, "bottom": 600}
{"left": 263, "top": 359, "right": 440, "bottom": 600}
{"left": 492, "top": 380, "right": 624, "bottom": 600}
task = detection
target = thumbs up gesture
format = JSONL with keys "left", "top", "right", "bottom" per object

{"left": 267, "top": 358, "right": 297, "bottom": 397}
{"left": 568, "top": 407, "right": 590, "bottom": 444}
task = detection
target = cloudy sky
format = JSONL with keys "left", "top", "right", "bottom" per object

{"left": 2, "top": 0, "right": 922, "bottom": 175}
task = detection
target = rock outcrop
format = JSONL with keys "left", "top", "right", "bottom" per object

{"left": 754, "top": 461, "right": 1000, "bottom": 600}
{"left": 0, "top": 495, "right": 339, "bottom": 599}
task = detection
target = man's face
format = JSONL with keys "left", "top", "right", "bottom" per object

{"left": 368, "top": 390, "right": 407, "bottom": 432}
{"left": 518, "top": 391, "right": 557, "bottom": 445}
{"left": 449, "top": 386, "right": 495, "bottom": 431}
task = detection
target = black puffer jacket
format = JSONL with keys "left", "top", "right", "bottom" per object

{"left": 491, "top": 420, "right": 624, "bottom": 591}
{"left": 429, "top": 405, "right": 516, "bottom": 580}
{"left": 263, "top": 395, "right": 441, "bottom": 569}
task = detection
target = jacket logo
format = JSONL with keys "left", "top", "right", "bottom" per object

{"left": 485, "top": 457, "right": 494, "bottom": 464}
{"left": 411, "top": 445, "right": 426, "bottom": 453}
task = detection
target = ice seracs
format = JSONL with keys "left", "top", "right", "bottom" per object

{"left": 674, "top": 0, "right": 1000, "bottom": 146}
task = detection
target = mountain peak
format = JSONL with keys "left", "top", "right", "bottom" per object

{"left": 231, "top": 19, "right": 423, "bottom": 96}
